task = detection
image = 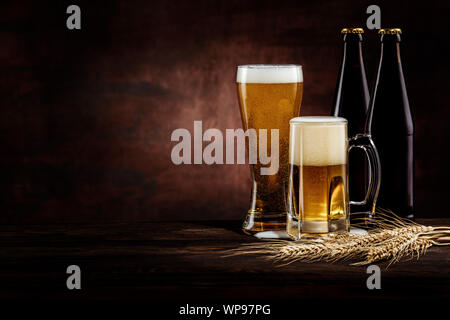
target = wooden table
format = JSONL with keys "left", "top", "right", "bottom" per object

{"left": 0, "top": 219, "right": 449, "bottom": 305}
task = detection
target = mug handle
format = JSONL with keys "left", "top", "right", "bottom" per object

{"left": 348, "top": 133, "right": 381, "bottom": 215}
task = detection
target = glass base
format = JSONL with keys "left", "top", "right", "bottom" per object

{"left": 287, "top": 216, "right": 349, "bottom": 240}
{"left": 242, "top": 211, "right": 287, "bottom": 235}
{"left": 301, "top": 217, "right": 347, "bottom": 239}
{"left": 300, "top": 225, "right": 367, "bottom": 241}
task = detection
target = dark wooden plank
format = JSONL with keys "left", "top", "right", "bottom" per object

{"left": 0, "top": 219, "right": 449, "bottom": 300}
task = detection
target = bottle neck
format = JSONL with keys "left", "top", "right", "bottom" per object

{"left": 333, "top": 34, "right": 369, "bottom": 135}
{"left": 342, "top": 35, "right": 363, "bottom": 64}
{"left": 365, "top": 34, "right": 413, "bottom": 135}
{"left": 380, "top": 35, "right": 402, "bottom": 66}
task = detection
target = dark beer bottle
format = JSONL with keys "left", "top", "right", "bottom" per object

{"left": 365, "top": 28, "right": 414, "bottom": 218}
{"left": 332, "top": 28, "right": 370, "bottom": 213}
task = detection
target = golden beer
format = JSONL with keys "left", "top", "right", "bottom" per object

{"left": 289, "top": 164, "right": 348, "bottom": 235}
{"left": 237, "top": 65, "right": 303, "bottom": 234}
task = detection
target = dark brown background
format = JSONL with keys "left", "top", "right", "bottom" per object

{"left": 1, "top": 0, "right": 449, "bottom": 223}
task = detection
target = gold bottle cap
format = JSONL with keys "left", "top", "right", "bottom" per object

{"left": 341, "top": 28, "right": 364, "bottom": 34}
{"left": 379, "top": 28, "right": 402, "bottom": 34}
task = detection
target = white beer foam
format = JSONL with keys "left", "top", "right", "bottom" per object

{"left": 289, "top": 117, "right": 347, "bottom": 166}
{"left": 290, "top": 116, "right": 346, "bottom": 123}
{"left": 236, "top": 65, "right": 303, "bottom": 83}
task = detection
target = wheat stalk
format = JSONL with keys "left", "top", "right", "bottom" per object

{"left": 224, "top": 212, "right": 450, "bottom": 266}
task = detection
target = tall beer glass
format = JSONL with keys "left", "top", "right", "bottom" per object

{"left": 287, "top": 116, "right": 380, "bottom": 239}
{"left": 237, "top": 65, "right": 303, "bottom": 234}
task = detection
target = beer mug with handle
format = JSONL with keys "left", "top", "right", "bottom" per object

{"left": 287, "top": 116, "right": 380, "bottom": 240}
